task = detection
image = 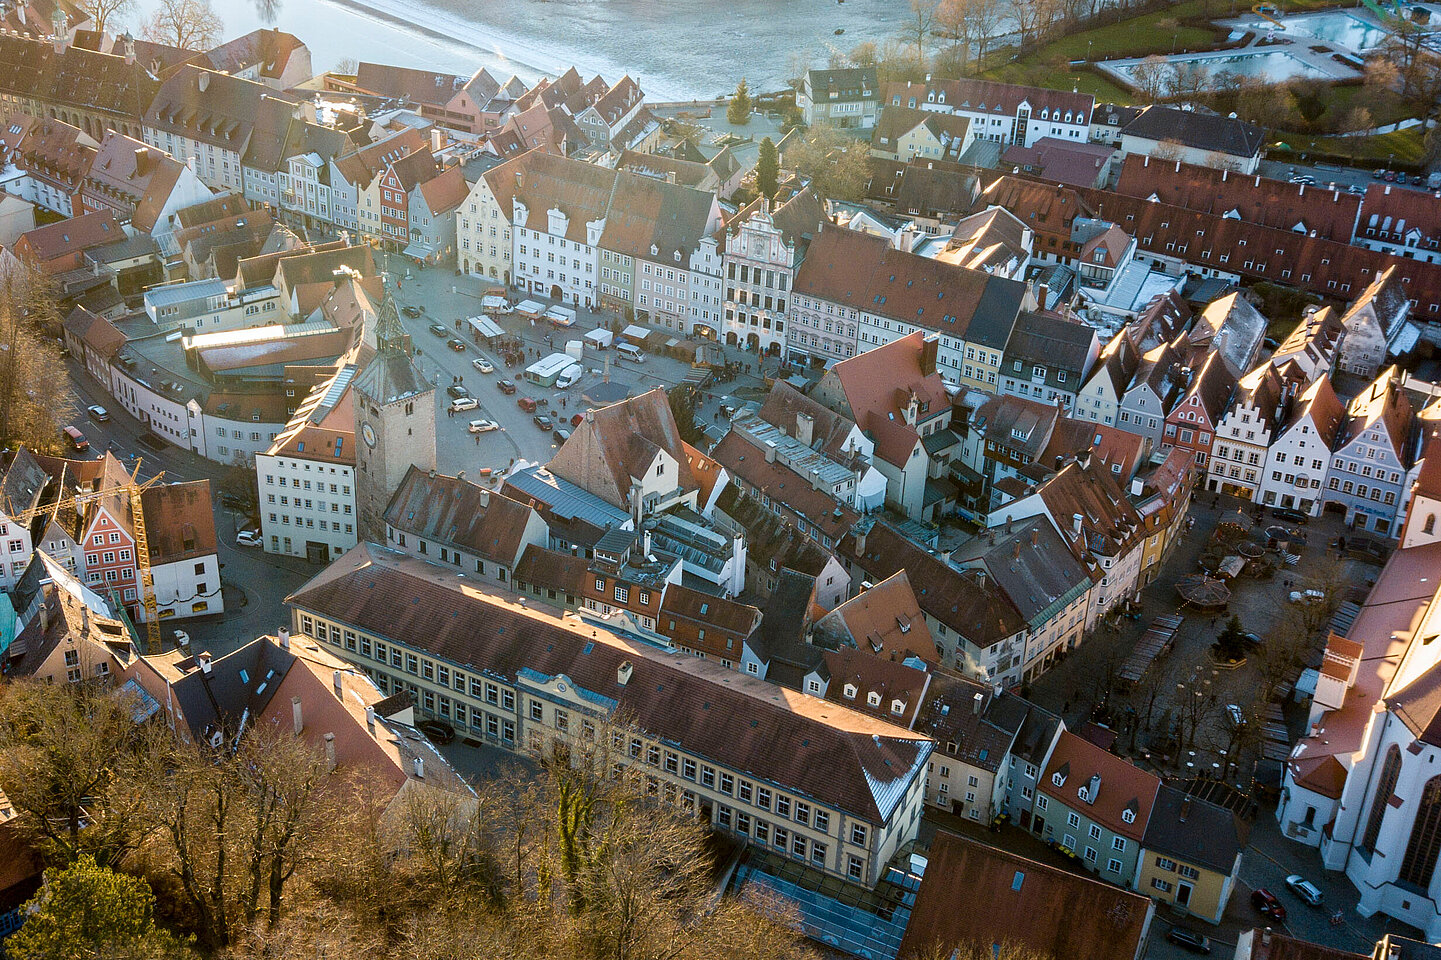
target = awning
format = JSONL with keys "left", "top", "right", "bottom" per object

{"left": 401, "top": 242, "right": 434, "bottom": 260}
{"left": 468, "top": 316, "right": 505, "bottom": 339}
{"left": 621, "top": 324, "right": 650, "bottom": 342}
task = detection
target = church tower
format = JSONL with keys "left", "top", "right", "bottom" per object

{"left": 352, "top": 274, "right": 435, "bottom": 541}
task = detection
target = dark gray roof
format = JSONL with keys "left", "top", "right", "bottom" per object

{"left": 169, "top": 638, "right": 297, "bottom": 742}
{"left": 749, "top": 568, "right": 823, "bottom": 688}
{"left": 1004, "top": 311, "right": 1096, "bottom": 374}
{"left": 806, "top": 67, "right": 878, "bottom": 103}
{"left": 1141, "top": 785, "right": 1245, "bottom": 874}
{"left": 1009, "top": 700, "right": 1062, "bottom": 768}
{"left": 1122, "top": 106, "right": 1263, "bottom": 159}
{"left": 966, "top": 272, "right": 1029, "bottom": 350}
{"left": 951, "top": 517, "right": 1091, "bottom": 627}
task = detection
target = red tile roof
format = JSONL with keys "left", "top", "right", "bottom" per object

{"left": 899, "top": 831, "right": 1152, "bottom": 960}
{"left": 1040, "top": 730, "right": 1160, "bottom": 840}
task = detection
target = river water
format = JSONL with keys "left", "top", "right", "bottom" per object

{"left": 165, "top": 0, "right": 905, "bottom": 100}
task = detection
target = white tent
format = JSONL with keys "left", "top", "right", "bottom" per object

{"left": 584, "top": 328, "right": 614, "bottom": 348}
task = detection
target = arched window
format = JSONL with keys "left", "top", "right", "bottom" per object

{"left": 1400, "top": 775, "right": 1441, "bottom": 889}
{"left": 1360, "top": 745, "right": 1401, "bottom": 853}
{"left": 1425, "top": 514, "right": 1436, "bottom": 536}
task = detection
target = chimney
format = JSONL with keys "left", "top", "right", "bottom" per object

{"left": 920, "top": 335, "right": 940, "bottom": 377}
{"left": 323, "top": 733, "right": 336, "bottom": 771}
{"left": 277, "top": 627, "right": 290, "bottom": 650}
{"left": 478, "top": 487, "right": 490, "bottom": 508}
{"left": 332, "top": 669, "right": 344, "bottom": 700}
{"left": 1072, "top": 513, "right": 1083, "bottom": 535}
{"left": 1130, "top": 476, "right": 1144, "bottom": 497}
{"left": 200, "top": 654, "right": 213, "bottom": 676}
{"left": 1030, "top": 527, "right": 1039, "bottom": 547}
{"left": 291, "top": 696, "right": 303, "bottom": 735}
{"left": 617, "top": 660, "right": 634, "bottom": 686}
{"left": 198, "top": 71, "right": 210, "bottom": 93}
{"left": 974, "top": 568, "right": 986, "bottom": 587}
{"left": 365, "top": 705, "right": 376, "bottom": 734}
{"left": 133, "top": 147, "right": 150, "bottom": 177}
{"left": 796, "top": 412, "right": 815, "bottom": 447}
{"left": 431, "top": 126, "right": 445, "bottom": 153}
{"left": 412, "top": 756, "right": 424, "bottom": 778}
{"left": 810, "top": 468, "right": 823, "bottom": 491}
{"left": 854, "top": 526, "right": 867, "bottom": 557}
{"left": 642, "top": 527, "right": 652, "bottom": 558}
{"left": 1013, "top": 541, "right": 1022, "bottom": 560}
{"left": 765, "top": 441, "right": 777, "bottom": 463}
{"left": 1179, "top": 796, "right": 1191, "bottom": 822}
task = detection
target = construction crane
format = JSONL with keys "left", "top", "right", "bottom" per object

{"left": 10, "top": 462, "right": 166, "bottom": 654}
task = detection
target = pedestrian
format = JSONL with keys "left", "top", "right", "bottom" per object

{"left": 475, "top": 434, "right": 480, "bottom": 445}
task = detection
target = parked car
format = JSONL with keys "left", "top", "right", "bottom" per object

{"left": 446, "top": 384, "right": 471, "bottom": 399}
{"left": 553, "top": 427, "right": 571, "bottom": 443}
{"left": 402, "top": 305, "right": 423, "bottom": 318}
{"left": 220, "top": 493, "right": 250, "bottom": 510}
{"left": 236, "top": 529, "right": 263, "bottom": 547}
{"left": 534, "top": 415, "right": 554, "bottom": 431}
{"left": 417, "top": 719, "right": 455, "bottom": 744}
{"left": 447, "top": 338, "right": 467, "bottom": 352}
{"left": 1373, "top": 168, "right": 1387, "bottom": 179}
{"left": 472, "top": 358, "right": 494, "bottom": 373}
{"left": 428, "top": 323, "right": 449, "bottom": 337}
{"left": 1272, "top": 507, "right": 1309, "bottom": 524}
{"left": 1251, "top": 888, "right": 1287, "bottom": 920}
{"left": 1166, "top": 926, "right": 1211, "bottom": 954}
{"left": 449, "top": 397, "right": 479, "bottom": 413}
{"left": 1226, "top": 703, "right": 1246, "bottom": 727}
{"left": 467, "top": 418, "right": 498, "bottom": 433}
{"left": 517, "top": 396, "right": 538, "bottom": 413}
{"left": 1242, "top": 632, "right": 1264, "bottom": 649}
{"left": 87, "top": 404, "right": 110, "bottom": 421}
{"left": 62, "top": 425, "right": 89, "bottom": 451}
{"left": 1285, "top": 874, "right": 1324, "bottom": 906}
{"left": 497, "top": 378, "right": 517, "bottom": 394}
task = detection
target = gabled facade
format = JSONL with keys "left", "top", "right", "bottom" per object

{"left": 1205, "top": 364, "right": 1287, "bottom": 499}
{"left": 1116, "top": 339, "right": 1185, "bottom": 450}
{"left": 1162, "top": 352, "right": 1236, "bottom": 469}
{"left": 721, "top": 188, "right": 825, "bottom": 354}
{"left": 1257, "top": 375, "right": 1345, "bottom": 515}
{"left": 883, "top": 79, "right": 1093, "bottom": 148}
{"left": 1323, "top": 367, "right": 1416, "bottom": 537}
{"left": 1336, "top": 266, "right": 1420, "bottom": 380}
{"left": 1076, "top": 330, "right": 1138, "bottom": 428}
{"left": 798, "top": 67, "right": 879, "bottom": 130}
{"left": 998, "top": 311, "right": 1099, "bottom": 413}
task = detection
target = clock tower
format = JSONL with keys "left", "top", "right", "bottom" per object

{"left": 352, "top": 276, "right": 435, "bottom": 541}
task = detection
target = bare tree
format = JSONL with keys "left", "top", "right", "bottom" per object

{"left": 849, "top": 41, "right": 879, "bottom": 69}
{"left": 902, "top": 0, "right": 936, "bottom": 73}
{"left": 932, "top": 0, "right": 974, "bottom": 73}
{"left": 1128, "top": 56, "right": 1170, "bottom": 104}
{"left": 0, "top": 680, "right": 164, "bottom": 867}
{"left": 332, "top": 56, "right": 359, "bottom": 76}
{"left": 0, "top": 260, "right": 70, "bottom": 451}
{"left": 142, "top": 0, "right": 222, "bottom": 51}
{"left": 76, "top": 0, "right": 136, "bottom": 36}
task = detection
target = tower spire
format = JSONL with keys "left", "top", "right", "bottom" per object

{"left": 374, "top": 252, "right": 409, "bottom": 355}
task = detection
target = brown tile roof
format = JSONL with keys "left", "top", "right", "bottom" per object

{"left": 139, "top": 480, "right": 217, "bottom": 564}
{"left": 144, "top": 65, "right": 298, "bottom": 158}
{"left": 62, "top": 305, "right": 126, "bottom": 360}
{"left": 1244, "top": 931, "right": 1366, "bottom": 960}
{"left": 79, "top": 131, "right": 186, "bottom": 232}
{"left": 333, "top": 127, "right": 426, "bottom": 190}
{"left": 821, "top": 647, "right": 931, "bottom": 728}
{"left": 713, "top": 487, "right": 837, "bottom": 578}
{"left": 1362, "top": 182, "right": 1441, "bottom": 249}
{"left": 812, "top": 571, "right": 937, "bottom": 662}
{"left": 883, "top": 78, "right": 1094, "bottom": 121}
{"left": 513, "top": 543, "right": 588, "bottom": 595}
{"left": 15, "top": 210, "right": 122, "bottom": 266}
{"left": 898, "top": 830, "right": 1151, "bottom": 960}
{"left": 841, "top": 520, "right": 1023, "bottom": 647}
{"left": 755, "top": 381, "right": 861, "bottom": 461}
{"left": 4, "top": 113, "right": 95, "bottom": 195}
{"left": 4, "top": 582, "right": 134, "bottom": 680}
{"left": 383, "top": 466, "right": 538, "bottom": 567}
{"left": 352, "top": 62, "right": 471, "bottom": 109}
{"left": 202, "top": 29, "right": 306, "bottom": 81}
{"left": 1114, "top": 153, "right": 1360, "bottom": 242}
{"left": 1122, "top": 105, "right": 1262, "bottom": 158}
{"left": 415, "top": 163, "right": 467, "bottom": 215}
{"left": 0, "top": 33, "right": 159, "bottom": 123}
{"left": 709, "top": 431, "right": 858, "bottom": 543}
{"left": 173, "top": 191, "right": 248, "bottom": 229}
{"left": 288, "top": 544, "right": 934, "bottom": 824}
{"left": 1041, "top": 418, "right": 1146, "bottom": 480}
{"left": 1024, "top": 457, "right": 1144, "bottom": 562}
{"left": 1001, "top": 136, "right": 1116, "bottom": 188}
{"left": 657, "top": 584, "right": 760, "bottom": 658}
{"left": 547, "top": 388, "right": 694, "bottom": 510}
{"left": 1340, "top": 367, "right": 1414, "bottom": 462}
{"left": 1040, "top": 730, "right": 1160, "bottom": 840}
{"left": 823, "top": 330, "right": 949, "bottom": 425}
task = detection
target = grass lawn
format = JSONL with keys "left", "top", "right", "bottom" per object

{"left": 1273, "top": 126, "right": 1426, "bottom": 164}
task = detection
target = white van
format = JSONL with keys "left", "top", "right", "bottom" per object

{"left": 555, "top": 364, "right": 583, "bottom": 389}
{"left": 615, "top": 343, "right": 646, "bottom": 364}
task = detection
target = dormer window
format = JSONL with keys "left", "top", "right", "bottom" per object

{"left": 867, "top": 691, "right": 881, "bottom": 707}
{"left": 891, "top": 699, "right": 905, "bottom": 715}
{"left": 843, "top": 683, "right": 857, "bottom": 699}
{"left": 1077, "top": 785, "right": 1089, "bottom": 802}
{"left": 1122, "top": 808, "right": 1136, "bottom": 824}
{"left": 1052, "top": 771, "right": 1066, "bottom": 788}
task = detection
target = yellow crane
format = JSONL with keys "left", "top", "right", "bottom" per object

{"left": 10, "top": 463, "right": 166, "bottom": 654}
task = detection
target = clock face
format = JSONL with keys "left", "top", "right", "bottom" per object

{"left": 362, "top": 422, "right": 376, "bottom": 448}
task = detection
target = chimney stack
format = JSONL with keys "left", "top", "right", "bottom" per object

{"left": 1072, "top": 513, "right": 1084, "bottom": 535}
{"left": 478, "top": 487, "right": 490, "bottom": 508}
{"left": 365, "top": 705, "right": 376, "bottom": 734}
{"left": 291, "top": 696, "right": 303, "bottom": 735}
{"left": 972, "top": 692, "right": 984, "bottom": 715}
{"left": 617, "top": 660, "right": 634, "bottom": 686}
{"left": 200, "top": 654, "right": 213, "bottom": 676}
{"left": 333, "top": 669, "right": 344, "bottom": 700}
{"left": 277, "top": 627, "right": 290, "bottom": 650}
{"left": 413, "top": 756, "right": 425, "bottom": 778}
{"left": 1179, "top": 797, "right": 1191, "bottom": 822}
{"left": 1130, "top": 476, "right": 1144, "bottom": 497}
{"left": 796, "top": 412, "right": 815, "bottom": 447}
{"left": 323, "top": 733, "right": 336, "bottom": 771}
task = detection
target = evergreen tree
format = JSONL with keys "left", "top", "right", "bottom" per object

{"left": 755, "top": 137, "right": 780, "bottom": 200}
{"left": 727, "top": 79, "right": 752, "bottom": 125}
{"left": 7, "top": 855, "right": 187, "bottom": 960}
